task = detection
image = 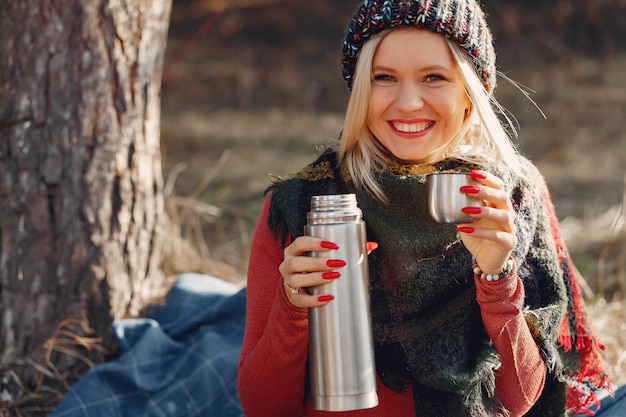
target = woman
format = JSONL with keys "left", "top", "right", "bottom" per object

{"left": 237, "top": 1, "right": 610, "bottom": 416}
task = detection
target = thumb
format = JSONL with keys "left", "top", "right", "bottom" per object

{"left": 366, "top": 241, "right": 379, "bottom": 255}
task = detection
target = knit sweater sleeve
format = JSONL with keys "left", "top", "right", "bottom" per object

{"left": 238, "top": 195, "right": 310, "bottom": 417}
{"left": 475, "top": 274, "right": 547, "bottom": 417}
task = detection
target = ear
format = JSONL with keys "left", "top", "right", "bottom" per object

{"left": 463, "top": 95, "right": 472, "bottom": 121}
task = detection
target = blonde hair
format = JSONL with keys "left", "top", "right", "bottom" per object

{"left": 336, "top": 29, "right": 523, "bottom": 202}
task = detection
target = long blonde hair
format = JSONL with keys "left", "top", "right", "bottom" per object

{"left": 336, "top": 29, "right": 524, "bottom": 202}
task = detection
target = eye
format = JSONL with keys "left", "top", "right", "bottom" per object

{"left": 425, "top": 74, "right": 447, "bottom": 82}
{"left": 372, "top": 73, "right": 395, "bottom": 83}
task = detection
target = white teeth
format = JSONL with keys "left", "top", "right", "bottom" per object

{"left": 393, "top": 121, "right": 432, "bottom": 133}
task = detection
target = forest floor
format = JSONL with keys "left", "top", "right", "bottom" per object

{"left": 160, "top": 0, "right": 626, "bottom": 387}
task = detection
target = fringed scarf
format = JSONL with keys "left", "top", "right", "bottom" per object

{"left": 543, "top": 184, "right": 613, "bottom": 416}
{"left": 266, "top": 149, "right": 610, "bottom": 416}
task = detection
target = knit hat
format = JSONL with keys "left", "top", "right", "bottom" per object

{"left": 342, "top": 0, "right": 497, "bottom": 92}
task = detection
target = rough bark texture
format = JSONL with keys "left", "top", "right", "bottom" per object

{"left": 0, "top": 0, "right": 172, "bottom": 411}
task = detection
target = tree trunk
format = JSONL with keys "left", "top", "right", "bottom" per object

{"left": 0, "top": 0, "right": 172, "bottom": 412}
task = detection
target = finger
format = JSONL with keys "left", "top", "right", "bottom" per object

{"left": 366, "top": 241, "right": 379, "bottom": 254}
{"left": 461, "top": 184, "right": 511, "bottom": 211}
{"left": 288, "top": 291, "right": 336, "bottom": 308}
{"left": 280, "top": 255, "right": 326, "bottom": 276}
{"left": 284, "top": 276, "right": 301, "bottom": 295}
{"left": 284, "top": 236, "right": 321, "bottom": 257}
{"left": 458, "top": 225, "right": 517, "bottom": 248}
{"left": 284, "top": 236, "right": 340, "bottom": 257}
{"left": 460, "top": 206, "right": 516, "bottom": 232}
{"left": 467, "top": 171, "right": 510, "bottom": 207}
{"left": 279, "top": 254, "right": 346, "bottom": 279}
{"left": 283, "top": 268, "right": 342, "bottom": 293}
{"left": 284, "top": 273, "right": 338, "bottom": 308}
{"left": 470, "top": 170, "right": 505, "bottom": 189}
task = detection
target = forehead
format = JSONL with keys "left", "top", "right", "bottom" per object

{"left": 373, "top": 27, "right": 455, "bottom": 67}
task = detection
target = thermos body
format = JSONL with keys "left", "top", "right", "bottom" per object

{"left": 305, "top": 194, "right": 378, "bottom": 412}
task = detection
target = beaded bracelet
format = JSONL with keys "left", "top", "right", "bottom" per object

{"left": 472, "top": 256, "right": 515, "bottom": 282}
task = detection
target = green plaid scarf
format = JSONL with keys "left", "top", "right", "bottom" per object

{"left": 266, "top": 149, "right": 609, "bottom": 416}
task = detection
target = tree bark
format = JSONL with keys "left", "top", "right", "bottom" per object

{"left": 0, "top": 0, "right": 172, "bottom": 411}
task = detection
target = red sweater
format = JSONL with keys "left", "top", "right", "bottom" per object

{"left": 238, "top": 196, "right": 547, "bottom": 417}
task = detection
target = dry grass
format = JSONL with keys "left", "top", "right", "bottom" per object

{"left": 160, "top": 149, "right": 250, "bottom": 286}
{"left": 0, "top": 314, "right": 109, "bottom": 417}
{"left": 587, "top": 298, "right": 626, "bottom": 387}
{"left": 559, "top": 189, "right": 626, "bottom": 386}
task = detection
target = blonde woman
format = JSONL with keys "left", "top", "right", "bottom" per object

{"left": 238, "top": 1, "right": 610, "bottom": 416}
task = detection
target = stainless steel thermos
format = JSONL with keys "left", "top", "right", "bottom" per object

{"left": 305, "top": 194, "right": 378, "bottom": 411}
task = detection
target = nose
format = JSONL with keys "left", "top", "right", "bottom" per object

{"left": 395, "top": 83, "right": 425, "bottom": 113}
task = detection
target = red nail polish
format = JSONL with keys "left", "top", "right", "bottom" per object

{"left": 460, "top": 185, "right": 480, "bottom": 194}
{"left": 366, "top": 242, "right": 379, "bottom": 252}
{"left": 318, "top": 295, "right": 334, "bottom": 302}
{"left": 457, "top": 227, "right": 475, "bottom": 234}
{"left": 461, "top": 207, "right": 482, "bottom": 215}
{"left": 322, "top": 271, "right": 341, "bottom": 280}
{"left": 326, "top": 259, "right": 346, "bottom": 268}
{"left": 470, "top": 170, "right": 487, "bottom": 180}
{"left": 320, "top": 241, "right": 339, "bottom": 250}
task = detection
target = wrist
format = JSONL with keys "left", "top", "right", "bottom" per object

{"left": 472, "top": 256, "right": 515, "bottom": 282}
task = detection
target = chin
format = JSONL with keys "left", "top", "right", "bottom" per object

{"left": 390, "top": 148, "right": 429, "bottom": 163}
{"left": 391, "top": 149, "right": 442, "bottom": 165}
{"left": 389, "top": 154, "right": 426, "bottom": 165}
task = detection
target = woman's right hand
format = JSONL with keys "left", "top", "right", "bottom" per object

{"left": 279, "top": 236, "right": 345, "bottom": 308}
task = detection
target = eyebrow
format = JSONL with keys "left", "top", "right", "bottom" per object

{"left": 371, "top": 64, "right": 452, "bottom": 73}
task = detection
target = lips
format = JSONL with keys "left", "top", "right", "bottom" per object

{"left": 391, "top": 120, "right": 435, "bottom": 134}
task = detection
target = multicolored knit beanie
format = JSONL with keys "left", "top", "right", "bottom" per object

{"left": 342, "top": 0, "right": 497, "bottom": 92}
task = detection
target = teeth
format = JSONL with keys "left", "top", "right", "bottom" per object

{"left": 393, "top": 121, "right": 432, "bottom": 133}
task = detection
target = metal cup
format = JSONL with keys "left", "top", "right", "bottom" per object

{"left": 427, "top": 172, "right": 481, "bottom": 224}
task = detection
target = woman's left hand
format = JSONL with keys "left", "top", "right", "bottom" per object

{"left": 456, "top": 170, "right": 517, "bottom": 274}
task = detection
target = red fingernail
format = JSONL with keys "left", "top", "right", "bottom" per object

{"left": 366, "top": 242, "right": 379, "bottom": 252}
{"left": 461, "top": 207, "right": 482, "bottom": 215}
{"left": 457, "top": 227, "right": 475, "bottom": 234}
{"left": 320, "top": 241, "right": 339, "bottom": 250}
{"left": 318, "top": 295, "right": 334, "bottom": 302}
{"left": 326, "top": 259, "right": 347, "bottom": 268}
{"left": 322, "top": 271, "right": 341, "bottom": 280}
{"left": 460, "top": 185, "right": 480, "bottom": 194}
{"left": 470, "top": 170, "right": 487, "bottom": 180}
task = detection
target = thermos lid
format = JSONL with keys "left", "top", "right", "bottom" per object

{"left": 307, "top": 194, "right": 362, "bottom": 224}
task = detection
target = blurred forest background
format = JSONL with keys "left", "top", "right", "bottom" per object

{"left": 159, "top": 0, "right": 626, "bottom": 384}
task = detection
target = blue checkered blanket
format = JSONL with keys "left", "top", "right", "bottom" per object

{"left": 48, "top": 272, "right": 625, "bottom": 417}
{"left": 50, "top": 274, "right": 246, "bottom": 417}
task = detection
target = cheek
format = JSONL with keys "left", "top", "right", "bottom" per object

{"left": 432, "top": 86, "right": 468, "bottom": 114}
{"left": 366, "top": 97, "right": 384, "bottom": 130}
{"left": 448, "top": 102, "right": 465, "bottom": 122}
{"left": 451, "top": 90, "right": 470, "bottom": 118}
{"left": 367, "top": 92, "right": 382, "bottom": 118}
{"left": 440, "top": 95, "right": 467, "bottom": 123}
{"left": 368, "top": 88, "right": 395, "bottom": 116}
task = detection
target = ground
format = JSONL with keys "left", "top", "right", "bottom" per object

{"left": 160, "top": 0, "right": 626, "bottom": 386}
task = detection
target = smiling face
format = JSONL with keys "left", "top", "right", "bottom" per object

{"left": 366, "top": 28, "right": 471, "bottom": 164}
